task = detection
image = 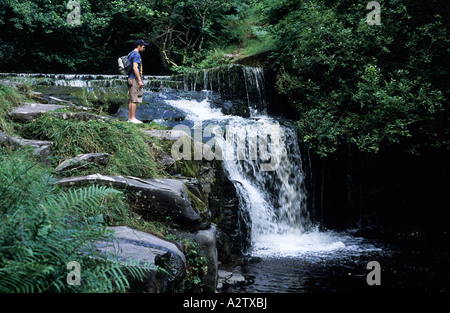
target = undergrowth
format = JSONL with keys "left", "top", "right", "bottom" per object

{"left": 0, "top": 84, "right": 27, "bottom": 135}
{"left": 0, "top": 147, "right": 157, "bottom": 292}
{"left": 18, "top": 114, "right": 166, "bottom": 178}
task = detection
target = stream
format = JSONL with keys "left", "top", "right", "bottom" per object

{"left": 1, "top": 67, "right": 448, "bottom": 293}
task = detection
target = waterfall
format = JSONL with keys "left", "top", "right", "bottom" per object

{"left": 168, "top": 66, "right": 368, "bottom": 257}
{"left": 0, "top": 73, "right": 180, "bottom": 90}
{"left": 168, "top": 66, "right": 314, "bottom": 255}
{"left": 221, "top": 118, "right": 312, "bottom": 254}
{"left": 179, "top": 65, "right": 267, "bottom": 117}
{"left": 2, "top": 67, "right": 375, "bottom": 258}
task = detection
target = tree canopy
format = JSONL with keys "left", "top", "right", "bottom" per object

{"left": 250, "top": 0, "right": 449, "bottom": 156}
{"left": 0, "top": 0, "right": 238, "bottom": 73}
{"left": 0, "top": 0, "right": 448, "bottom": 156}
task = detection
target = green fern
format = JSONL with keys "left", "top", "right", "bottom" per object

{"left": 0, "top": 148, "right": 157, "bottom": 293}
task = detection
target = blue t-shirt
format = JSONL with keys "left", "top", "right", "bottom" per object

{"left": 128, "top": 51, "right": 142, "bottom": 79}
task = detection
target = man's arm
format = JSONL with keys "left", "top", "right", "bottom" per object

{"left": 133, "top": 62, "right": 143, "bottom": 88}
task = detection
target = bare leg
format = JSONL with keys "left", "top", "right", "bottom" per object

{"left": 129, "top": 102, "right": 136, "bottom": 120}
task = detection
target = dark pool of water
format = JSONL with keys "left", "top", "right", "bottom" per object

{"left": 224, "top": 242, "right": 450, "bottom": 293}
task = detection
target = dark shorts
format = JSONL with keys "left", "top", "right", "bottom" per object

{"left": 127, "top": 78, "right": 143, "bottom": 103}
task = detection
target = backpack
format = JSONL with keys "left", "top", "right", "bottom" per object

{"left": 118, "top": 51, "right": 135, "bottom": 76}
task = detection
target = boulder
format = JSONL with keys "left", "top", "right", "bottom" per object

{"left": 174, "top": 224, "right": 218, "bottom": 292}
{"left": 0, "top": 130, "right": 53, "bottom": 165}
{"left": 56, "top": 174, "right": 207, "bottom": 227}
{"left": 95, "top": 226, "right": 186, "bottom": 293}
{"left": 53, "top": 153, "right": 110, "bottom": 175}
{"left": 217, "top": 269, "right": 246, "bottom": 291}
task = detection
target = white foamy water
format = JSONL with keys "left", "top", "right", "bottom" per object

{"left": 165, "top": 97, "right": 226, "bottom": 121}
{"left": 251, "top": 227, "right": 381, "bottom": 258}
{"left": 161, "top": 68, "right": 382, "bottom": 260}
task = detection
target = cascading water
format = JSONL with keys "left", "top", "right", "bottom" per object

{"left": 7, "top": 68, "right": 442, "bottom": 293}
{"left": 165, "top": 65, "right": 379, "bottom": 258}
{"left": 221, "top": 117, "right": 312, "bottom": 255}
{"left": 1, "top": 67, "right": 381, "bottom": 259}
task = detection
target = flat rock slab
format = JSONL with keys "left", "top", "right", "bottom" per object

{"left": 96, "top": 226, "right": 186, "bottom": 293}
{"left": 56, "top": 174, "right": 203, "bottom": 226}
{"left": 0, "top": 80, "right": 26, "bottom": 90}
{"left": 53, "top": 153, "right": 110, "bottom": 175}
{"left": 9, "top": 102, "right": 110, "bottom": 122}
{"left": 51, "top": 111, "right": 111, "bottom": 122}
{"left": 145, "top": 129, "right": 189, "bottom": 141}
{"left": 9, "top": 103, "right": 68, "bottom": 121}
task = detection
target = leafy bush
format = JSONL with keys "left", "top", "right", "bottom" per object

{"left": 0, "top": 148, "right": 153, "bottom": 292}
{"left": 252, "top": 0, "right": 449, "bottom": 156}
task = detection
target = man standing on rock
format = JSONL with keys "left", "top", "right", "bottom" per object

{"left": 127, "top": 39, "right": 149, "bottom": 124}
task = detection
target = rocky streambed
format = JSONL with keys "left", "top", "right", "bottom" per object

{"left": 0, "top": 81, "right": 247, "bottom": 293}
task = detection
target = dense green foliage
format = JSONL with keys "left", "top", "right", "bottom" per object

{"left": 250, "top": 0, "right": 449, "bottom": 156}
{"left": 1, "top": 0, "right": 448, "bottom": 293}
{"left": 0, "top": 148, "right": 154, "bottom": 292}
{"left": 3, "top": 0, "right": 446, "bottom": 156}
{"left": 0, "top": 0, "right": 242, "bottom": 73}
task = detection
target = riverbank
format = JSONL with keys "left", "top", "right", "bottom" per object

{"left": 0, "top": 80, "right": 229, "bottom": 293}
{"left": 1, "top": 69, "right": 448, "bottom": 294}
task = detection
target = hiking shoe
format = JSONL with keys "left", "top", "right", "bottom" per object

{"left": 128, "top": 118, "right": 143, "bottom": 124}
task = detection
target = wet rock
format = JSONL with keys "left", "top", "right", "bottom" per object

{"left": 56, "top": 174, "right": 205, "bottom": 227}
{"left": 95, "top": 226, "right": 186, "bottom": 293}
{"left": 208, "top": 161, "right": 245, "bottom": 255}
{"left": 217, "top": 269, "right": 246, "bottom": 291}
{"left": 53, "top": 153, "right": 110, "bottom": 175}
{"left": 113, "top": 92, "right": 187, "bottom": 121}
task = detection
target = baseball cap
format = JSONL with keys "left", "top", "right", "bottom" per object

{"left": 135, "top": 39, "right": 149, "bottom": 46}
